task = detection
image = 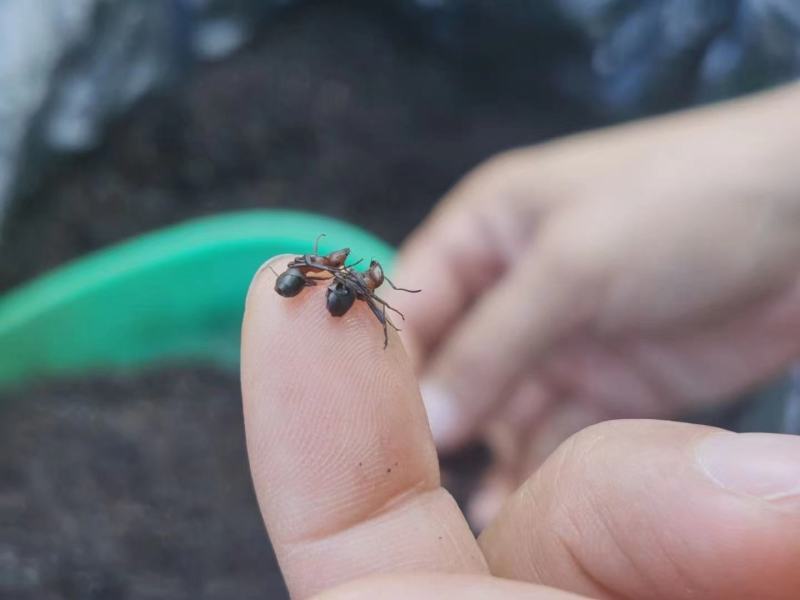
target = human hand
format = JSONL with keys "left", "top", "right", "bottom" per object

{"left": 241, "top": 257, "right": 800, "bottom": 599}
{"left": 389, "top": 83, "right": 800, "bottom": 524}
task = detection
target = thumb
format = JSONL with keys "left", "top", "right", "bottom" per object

{"left": 481, "top": 420, "right": 800, "bottom": 599}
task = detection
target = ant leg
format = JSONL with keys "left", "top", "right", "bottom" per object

{"left": 287, "top": 259, "right": 306, "bottom": 271}
{"left": 303, "top": 272, "right": 335, "bottom": 287}
{"left": 381, "top": 306, "right": 388, "bottom": 349}
{"left": 385, "top": 311, "right": 401, "bottom": 332}
{"left": 365, "top": 297, "right": 391, "bottom": 348}
{"left": 313, "top": 233, "right": 327, "bottom": 255}
{"left": 384, "top": 275, "right": 421, "bottom": 293}
{"left": 370, "top": 295, "right": 406, "bottom": 321}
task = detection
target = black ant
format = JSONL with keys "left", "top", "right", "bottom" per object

{"left": 271, "top": 235, "right": 420, "bottom": 348}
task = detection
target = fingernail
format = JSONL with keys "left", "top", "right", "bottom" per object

{"left": 696, "top": 432, "right": 800, "bottom": 501}
{"left": 468, "top": 484, "right": 508, "bottom": 532}
{"left": 467, "top": 474, "right": 515, "bottom": 532}
{"left": 420, "top": 380, "right": 462, "bottom": 451}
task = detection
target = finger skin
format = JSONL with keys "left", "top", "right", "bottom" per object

{"left": 388, "top": 152, "right": 543, "bottom": 364}
{"left": 241, "top": 256, "right": 486, "bottom": 599}
{"left": 388, "top": 204, "right": 507, "bottom": 366}
{"left": 423, "top": 239, "right": 594, "bottom": 451}
{"left": 315, "top": 573, "right": 590, "bottom": 600}
{"left": 480, "top": 420, "right": 800, "bottom": 600}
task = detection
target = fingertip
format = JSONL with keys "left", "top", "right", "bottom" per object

{"left": 395, "top": 325, "right": 423, "bottom": 371}
{"left": 244, "top": 253, "right": 295, "bottom": 312}
{"left": 243, "top": 252, "right": 410, "bottom": 373}
{"left": 255, "top": 253, "right": 296, "bottom": 278}
{"left": 480, "top": 420, "right": 800, "bottom": 600}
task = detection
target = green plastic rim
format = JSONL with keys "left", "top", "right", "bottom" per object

{"left": 0, "top": 210, "right": 395, "bottom": 389}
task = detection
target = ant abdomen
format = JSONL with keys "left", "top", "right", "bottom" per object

{"left": 326, "top": 280, "right": 355, "bottom": 316}
{"left": 274, "top": 267, "right": 307, "bottom": 297}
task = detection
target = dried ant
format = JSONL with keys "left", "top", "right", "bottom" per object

{"left": 272, "top": 234, "right": 353, "bottom": 297}
{"left": 271, "top": 235, "right": 420, "bottom": 348}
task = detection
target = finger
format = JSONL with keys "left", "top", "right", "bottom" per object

{"left": 242, "top": 256, "right": 486, "bottom": 599}
{"left": 315, "top": 573, "right": 590, "bottom": 600}
{"left": 494, "top": 375, "right": 553, "bottom": 433}
{"left": 420, "top": 232, "right": 596, "bottom": 451}
{"left": 389, "top": 153, "right": 540, "bottom": 365}
{"left": 480, "top": 420, "right": 800, "bottom": 600}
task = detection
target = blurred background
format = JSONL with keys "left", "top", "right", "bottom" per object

{"left": 1, "top": 1, "right": 799, "bottom": 598}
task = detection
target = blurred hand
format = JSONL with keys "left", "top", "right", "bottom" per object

{"left": 242, "top": 260, "right": 800, "bottom": 599}
{"left": 389, "top": 83, "right": 800, "bottom": 524}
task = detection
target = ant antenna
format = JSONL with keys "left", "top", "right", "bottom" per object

{"left": 345, "top": 258, "right": 364, "bottom": 269}
{"left": 384, "top": 275, "right": 421, "bottom": 293}
{"left": 313, "top": 233, "right": 327, "bottom": 255}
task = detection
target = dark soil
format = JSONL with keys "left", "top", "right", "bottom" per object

{"left": 0, "top": 2, "right": 594, "bottom": 294}
{"left": 1, "top": 3, "right": 587, "bottom": 598}
{"left": 0, "top": 366, "right": 492, "bottom": 600}
{"left": 0, "top": 369, "right": 285, "bottom": 600}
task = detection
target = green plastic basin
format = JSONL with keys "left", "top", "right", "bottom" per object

{"left": 0, "top": 210, "right": 395, "bottom": 390}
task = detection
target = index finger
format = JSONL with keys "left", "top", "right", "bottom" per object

{"left": 389, "top": 149, "right": 551, "bottom": 365}
{"left": 241, "top": 256, "right": 486, "bottom": 599}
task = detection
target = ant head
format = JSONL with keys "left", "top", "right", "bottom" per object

{"left": 365, "top": 260, "right": 384, "bottom": 289}
{"left": 325, "top": 247, "right": 350, "bottom": 267}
